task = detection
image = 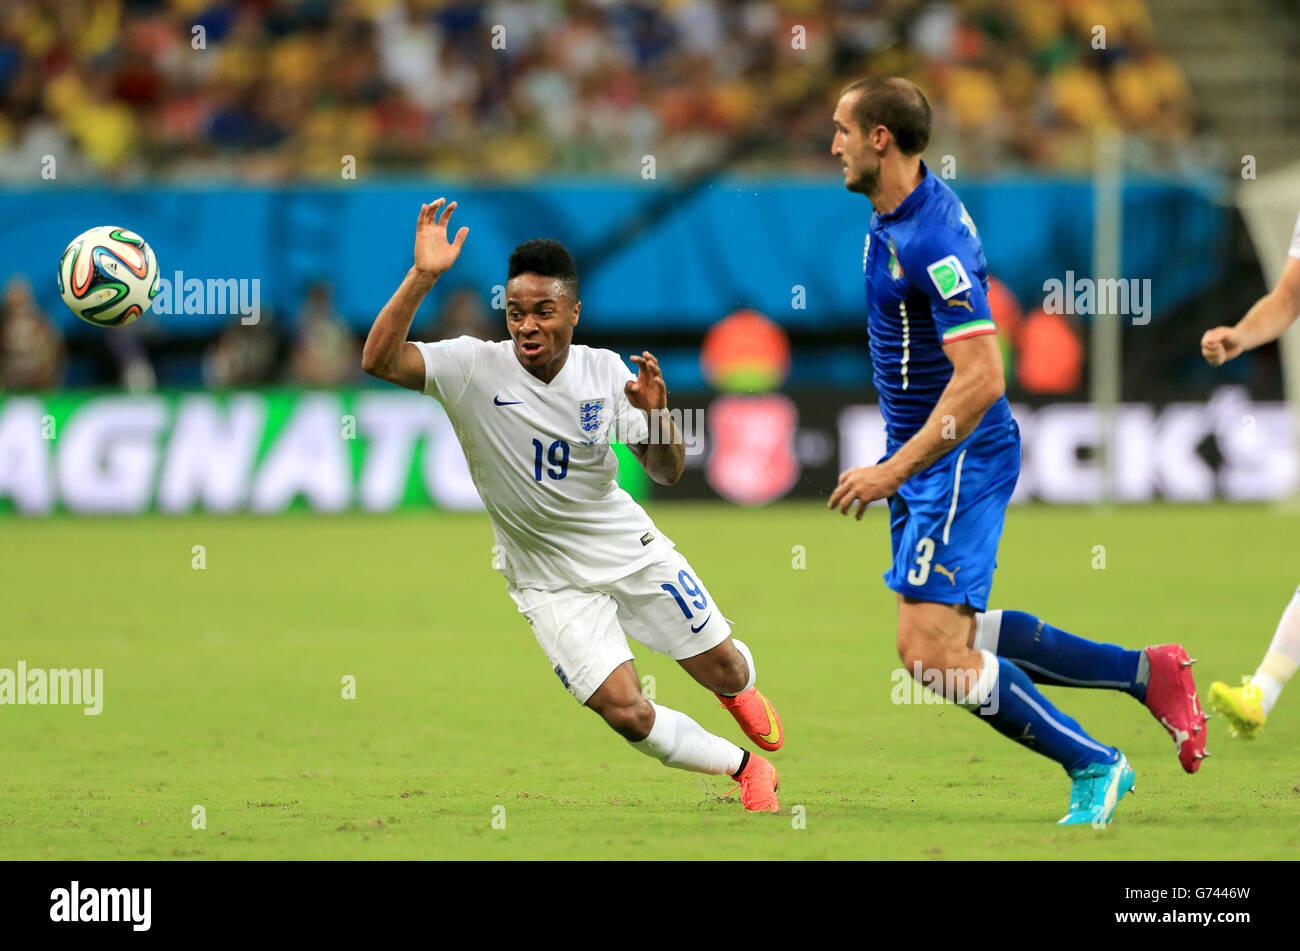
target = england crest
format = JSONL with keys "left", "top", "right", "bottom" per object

{"left": 578, "top": 398, "right": 606, "bottom": 439}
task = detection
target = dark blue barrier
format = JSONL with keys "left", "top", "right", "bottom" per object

{"left": 0, "top": 174, "right": 1226, "bottom": 335}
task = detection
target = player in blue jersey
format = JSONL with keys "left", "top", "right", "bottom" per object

{"left": 826, "top": 77, "right": 1208, "bottom": 825}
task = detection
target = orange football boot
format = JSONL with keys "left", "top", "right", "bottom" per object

{"left": 728, "top": 752, "right": 779, "bottom": 813}
{"left": 716, "top": 687, "right": 784, "bottom": 751}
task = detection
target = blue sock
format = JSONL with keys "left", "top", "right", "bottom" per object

{"left": 971, "top": 655, "right": 1119, "bottom": 773}
{"left": 978, "top": 610, "right": 1148, "bottom": 702}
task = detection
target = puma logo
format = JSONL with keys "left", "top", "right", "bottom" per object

{"left": 933, "top": 563, "right": 960, "bottom": 585}
{"left": 950, "top": 293, "right": 974, "bottom": 312}
{"left": 1160, "top": 716, "right": 1190, "bottom": 751}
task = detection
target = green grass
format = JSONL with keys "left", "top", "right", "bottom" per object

{"left": 1, "top": 502, "right": 1297, "bottom": 859}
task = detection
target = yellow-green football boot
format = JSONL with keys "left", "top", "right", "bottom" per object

{"left": 1208, "top": 678, "right": 1266, "bottom": 739}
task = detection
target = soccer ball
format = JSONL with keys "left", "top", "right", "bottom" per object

{"left": 58, "top": 226, "right": 160, "bottom": 327}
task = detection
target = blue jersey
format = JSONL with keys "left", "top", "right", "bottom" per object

{"left": 863, "top": 162, "right": 1012, "bottom": 446}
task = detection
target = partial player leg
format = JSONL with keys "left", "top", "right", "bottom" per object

{"left": 678, "top": 637, "right": 785, "bottom": 751}
{"left": 587, "top": 661, "right": 779, "bottom": 812}
{"left": 605, "top": 551, "right": 785, "bottom": 751}
{"left": 971, "top": 609, "right": 1208, "bottom": 771}
{"left": 508, "top": 583, "right": 777, "bottom": 812}
{"left": 970, "top": 610, "right": 1148, "bottom": 697}
{"left": 887, "top": 427, "right": 1132, "bottom": 821}
{"left": 898, "top": 596, "right": 1133, "bottom": 826}
{"left": 1210, "top": 583, "right": 1300, "bottom": 738}
{"left": 677, "top": 637, "right": 750, "bottom": 695}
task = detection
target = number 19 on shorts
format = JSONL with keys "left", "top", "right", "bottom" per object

{"left": 661, "top": 571, "right": 708, "bottom": 620}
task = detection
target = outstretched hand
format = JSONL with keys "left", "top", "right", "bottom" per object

{"left": 414, "top": 198, "right": 468, "bottom": 278}
{"left": 625, "top": 351, "right": 668, "bottom": 411}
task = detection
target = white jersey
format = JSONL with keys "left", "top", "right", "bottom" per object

{"left": 1290, "top": 208, "right": 1300, "bottom": 259}
{"left": 413, "top": 337, "right": 673, "bottom": 589}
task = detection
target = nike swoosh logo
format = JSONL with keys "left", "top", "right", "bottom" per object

{"left": 493, "top": 396, "right": 524, "bottom": 406}
{"left": 690, "top": 613, "right": 712, "bottom": 633}
{"left": 756, "top": 695, "right": 780, "bottom": 744}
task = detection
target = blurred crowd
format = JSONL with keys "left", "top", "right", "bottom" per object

{"left": 0, "top": 277, "right": 63, "bottom": 389}
{"left": 0, "top": 273, "right": 498, "bottom": 390}
{"left": 0, "top": 0, "right": 1198, "bottom": 183}
{"left": 1, "top": 269, "right": 1090, "bottom": 394}
{"left": 201, "top": 281, "right": 496, "bottom": 386}
{"left": 0, "top": 0, "right": 1198, "bottom": 394}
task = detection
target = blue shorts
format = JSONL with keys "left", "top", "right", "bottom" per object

{"left": 883, "top": 419, "right": 1020, "bottom": 612}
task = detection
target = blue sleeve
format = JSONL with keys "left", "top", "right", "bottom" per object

{"left": 905, "top": 225, "right": 996, "bottom": 345}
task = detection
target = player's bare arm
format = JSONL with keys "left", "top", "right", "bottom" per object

{"left": 626, "top": 350, "right": 685, "bottom": 485}
{"left": 828, "top": 331, "right": 1004, "bottom": 519}
{"left": 1202, "top": 254, "right": 1300, "bottom": 366}
{"left": 361, "top": 198, "right": 469, "bottom": 390}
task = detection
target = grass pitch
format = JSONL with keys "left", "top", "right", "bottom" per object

{"left": 1, "top": 502, "right": 1297, "bottom": 860}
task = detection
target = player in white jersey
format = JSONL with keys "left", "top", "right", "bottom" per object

{"left": 361, "top": 198, "right": 783, "bottom": 810}
{"left": 1199, "top": 207, "right": 1300, "bottom": 737}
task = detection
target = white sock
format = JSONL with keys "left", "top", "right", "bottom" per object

{"left": 957, "top": 649, "right": 1000, "bottom": 708}
{"left": 1252, "top": 671, "right": 1285, "bottom": 714}
{"left": 1251, "top": 586, "right": 1300, "bottom": 714}
{"left": 725, "top": 638, "right": 757, "bottom": 695}
{"left": 631, "top": 702, "right": 745, "bottom": 775}
{"left": 972, "top": 610, "right": 1003, "bottom": 653}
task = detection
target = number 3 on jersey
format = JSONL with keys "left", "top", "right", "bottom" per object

{"left": 531, "top": 438, "right": 570, "bottom": 481}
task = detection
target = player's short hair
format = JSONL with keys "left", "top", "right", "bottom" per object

{"left": 507, "top": 239, "right": 579, "bottom": 300}
{"left": 841, "top": 77, "right": 931, "bottom": 156}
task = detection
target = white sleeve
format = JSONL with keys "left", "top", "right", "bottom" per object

{"left": 411, "top": 336, "right": 480, "bottom": 407}
{"left": 610, "top": 352, "right": 650, "bottom": 445}
{"left": 1289, "top": 209, "right": 1300, "bottom": 260}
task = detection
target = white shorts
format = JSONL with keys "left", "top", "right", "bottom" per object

{"left": 507, "top": 549, "right": 733, "bottom": 705}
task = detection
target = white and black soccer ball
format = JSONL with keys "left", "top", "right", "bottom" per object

{"left": 58, "top": 225, "right": 160, "bottom": 327}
